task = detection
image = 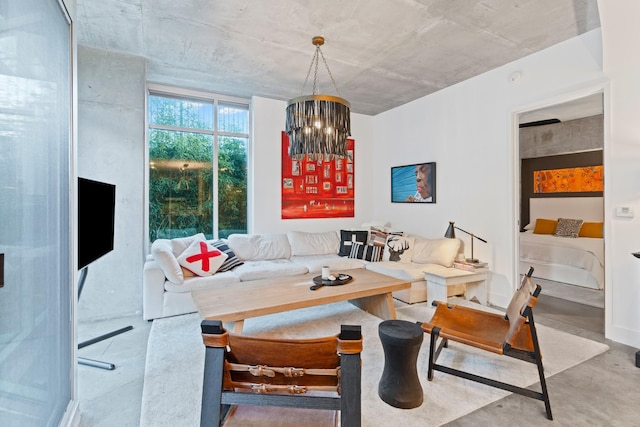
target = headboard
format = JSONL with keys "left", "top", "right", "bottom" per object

{"left": 529, "top": 197, "right": 604, "bottom": 224}
{"left": 520, "top": 151, "right": 603, "bottom": 231}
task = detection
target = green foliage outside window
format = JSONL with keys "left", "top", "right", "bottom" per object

{"left": 217, "top": 137, "right": 248, "bottom": 238}
{"left": 148, "top": 94, "right": 247, "bottom": 242}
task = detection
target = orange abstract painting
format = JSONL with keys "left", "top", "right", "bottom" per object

{"left": 533, "top": 165, "right": 603, "bottom": 194}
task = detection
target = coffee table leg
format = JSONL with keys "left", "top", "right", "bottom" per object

{"left": 231, "top": 320, "right": 244, "bottom": 334}
{"left": 350, "top": 293, "right": 397, "bottom": 320}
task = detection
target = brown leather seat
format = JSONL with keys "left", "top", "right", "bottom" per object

{"left": 199, "top": 321, "right": 362, "bottom": 427}
{"left": 420, "top": 268, "right": 552, "bottom": 420}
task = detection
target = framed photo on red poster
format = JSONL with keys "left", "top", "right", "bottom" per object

{"left": 281, "top": 131, "right": 354, "bottom": 219}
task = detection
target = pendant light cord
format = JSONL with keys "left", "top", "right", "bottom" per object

{"left": 299, "top": 42, "right": 341, "bottom": 96}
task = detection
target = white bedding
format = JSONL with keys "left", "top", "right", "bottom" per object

{"left": 519, "top": 232, "right": 604, "bottom": 289}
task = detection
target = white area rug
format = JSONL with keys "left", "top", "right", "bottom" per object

{"left": 140, "top": 300, "right": 608, "bottom": 427}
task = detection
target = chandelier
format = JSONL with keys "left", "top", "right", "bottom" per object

{"left": 285, "top": 36, "right": 351, "bottom": 161}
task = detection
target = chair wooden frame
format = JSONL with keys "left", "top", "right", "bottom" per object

{"left": 199, "top": 320, "right": 362, "bottom": 427}
{"left": 420, "top": 270, "right": 553, "bottom": 420}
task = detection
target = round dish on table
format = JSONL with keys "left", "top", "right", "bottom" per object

{"left": 310, "top": 274, "right": 353, "bottom": 290}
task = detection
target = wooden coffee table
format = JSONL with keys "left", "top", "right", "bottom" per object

{"left": 192, "top": 268, "right": 410, "bottom": 333}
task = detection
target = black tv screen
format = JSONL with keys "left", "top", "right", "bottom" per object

{"left": 78, "top": 178, "right": 116, "bottom": 270}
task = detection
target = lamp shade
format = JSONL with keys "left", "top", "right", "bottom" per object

{"left": 285, "top": 36, "right": 351, "bottom": 161}
{"left": 285, "top": 94, "right": 351, "bottom": 161}
{"left": 444, "top": 220, "right": 487, "bottom": 263}
{"left": 444, "top": 221, "right": 456, "bottom": 239}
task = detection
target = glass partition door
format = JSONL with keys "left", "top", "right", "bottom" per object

{"left": 0, "top": 0, "right": 73, "bottom": 425}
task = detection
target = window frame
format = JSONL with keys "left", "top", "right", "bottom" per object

{"left": 145, "top": 83, "right": 251, "bottom": 250}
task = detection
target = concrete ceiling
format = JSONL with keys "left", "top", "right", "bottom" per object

{"left": 76, "top": 0, "right": 601, "bottom": 116}
{"left": 519, "top": 92, "right": 604, "bottom": 124}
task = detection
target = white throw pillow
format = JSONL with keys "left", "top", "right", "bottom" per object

{"left": 287, "top": 231, "right": 340, "bottom": 256}
{"left": 151, "top": 239, "right": 183, "bottom": 284}
{"left": 382, "top": 235, "right": 415, "bottom": 263}
{"left": 227, "top": 234, "right": 291, "bottom": 261}
{"left": 170, "top": 233, "right": 206, "bottom": 256}
{"left": 412, "top": 237, "right": 461, "bottom": 267}
{"left": 177, "top": 239, "right": 228, "bottom": 276}
{"left": 150, "top": 233, "right": 206, "bottom": 284}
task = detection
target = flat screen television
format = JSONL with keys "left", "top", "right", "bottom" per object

{"left": 78, "top": 177, "right": 116, "bottom": 270}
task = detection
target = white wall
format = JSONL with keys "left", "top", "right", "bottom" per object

{"left": 77, "top": 46, "right": 146, "bottom": 320}
{"left": 251, "top": 96, "right": 375, "bottom": 234}
{"left": 372, "top": 29, "right": 605, "bottom": 308}
{"left": 598, "top": 1, "right": 640, "bottom": 348}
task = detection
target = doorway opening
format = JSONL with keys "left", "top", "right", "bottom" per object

{"left": 515, "top": 91, "right": 605, "bottom": 333}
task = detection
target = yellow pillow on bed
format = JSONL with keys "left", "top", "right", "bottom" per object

{"left": 579, "top": 221, "right": 603, "bottom": 238}
{"left": 532, "top": 218, "right": 558, "bottom": 235}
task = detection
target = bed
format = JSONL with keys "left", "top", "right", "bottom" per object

{"left": 519, "top": 197, "right": 604, "bottom": 290}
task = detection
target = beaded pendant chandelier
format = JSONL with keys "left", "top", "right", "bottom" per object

{"left": 285, "top": 36, "right": 351, "bottom": 161}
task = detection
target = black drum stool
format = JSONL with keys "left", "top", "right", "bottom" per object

{"left": 377, "top": 319, "right": 424, "bottom": 409}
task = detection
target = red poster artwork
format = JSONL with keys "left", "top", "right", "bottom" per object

{"left": 281, "top": 131, "right": 355, "bottom": 219}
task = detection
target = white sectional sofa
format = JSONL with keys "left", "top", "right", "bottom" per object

{"left": 142, "top": 229, "right": 461, "bottom": 320}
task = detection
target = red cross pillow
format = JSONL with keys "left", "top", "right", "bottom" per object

{"left": 177, "top": 239, "right": 229, "bottom": 277}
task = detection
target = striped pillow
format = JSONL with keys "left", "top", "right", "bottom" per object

{"left": 368, "top": 227, "right": 403, "bottom": 247}
{"left": 348, "top": 242, "right": 383, "bottom": 262}
{"left": 208, "top": 239, "right": 244, "bottom": 272}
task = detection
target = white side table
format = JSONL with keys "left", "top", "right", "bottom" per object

{"left": 425, "top": 268, "right": 489, "bottom": 305}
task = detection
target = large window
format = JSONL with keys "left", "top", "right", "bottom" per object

{"left": 147, "top": 86, "right": 249, "bottom": 241}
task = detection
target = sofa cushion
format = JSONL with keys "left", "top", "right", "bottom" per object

{"left": 338, "top": 230, "right": 369, "bottom": 256}
{"left": 170, "top": 233, "right": 207, "bottom": 255}
{"left": 232, "top": 259, "right": 308, "bottom": 281}
{"left": 227, "top": 234, "right": 291, "bottom": 260}
{"left": 164, "top": 271, "right": 240, "bottom": 293}
{"left": 177, "top": 239, "right": 228, "bottom": 276}
{"left": 208, "top": 239, "right": 244, "bottom": 271}
{"left": 412, "top": 237, "right": 461, "bottom": 267}
{"left": 365, "top": 261, "right": 437, "bottom": 282}
{"left": 382, "top": 235, "right": 415, "bottom": 263}
{"left": 287, "top": 231, "right": 340, "bottom": 256}
{"left": 151, "top": 233, "right": 206, "bottom": 284}
{"left": 348, "top": 242, "right": 383, "bottom": 262}
{"left": 290, "top": 254, "right": 366, "bottom": 274}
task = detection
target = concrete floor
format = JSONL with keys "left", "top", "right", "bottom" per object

{"left": 76, "top": 294, "right": 640, "bottom": 426}
{"left": 77, "top": 314, "right": 152, "bottom": 427}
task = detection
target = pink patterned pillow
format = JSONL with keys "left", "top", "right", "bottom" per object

{"left": 177, "top": 239, "right": 228, "bottom": 277}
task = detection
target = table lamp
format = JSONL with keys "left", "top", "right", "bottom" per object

{"left": 444, "top": 221, "right": 487, "bottom": 263}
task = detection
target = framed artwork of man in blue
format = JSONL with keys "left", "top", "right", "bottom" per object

{"left": 391, "top": 162, "right": 436, "bottom": 203}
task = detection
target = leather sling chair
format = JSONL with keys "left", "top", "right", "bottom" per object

{"left": 420, "top": 267, "right": 552, "bottom": 420}
{"left": 200, "top": 320, "right": 363, "bottom": 427}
